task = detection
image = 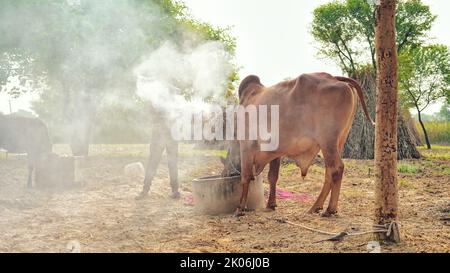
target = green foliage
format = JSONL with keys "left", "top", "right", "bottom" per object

{"left": 285, "top": 162, "right": 298, "bottom": 172}
{"left": 418, "top": 145, "right": 450, "bottom": 160}
{"left": 0, "top": 0, "right": 238, "bottom": 98}
{"left": 412, "top": 112, "right": 434, "bottom": 122}
{"left": 0, "top": 0, "right": 239, "bottom": 143}
{"left": 416, "top": 121, "right": 450, "bottom": 145}
{"left": 399, "top": 45, "right": 450, "bottom": 113}
{"left": 400, "top": 44, "right": 450, "bottom": 148}
{"left": 398, "top": 178, "right": 414, "bottom": 189}
{"left": 311, "top": 1, "right": 360, "bottom": 74}
{"left": 441, "top": 166, "right": 450, "bottom": 175}
{"left": 396, "top": 0, "right": 436, "bottom": 52}
{"left": 311, "top": 0, "right": 436, "bottom": 75}
{"left": 436, "top": 104, "right": 450, "bottom": 121}
{"left": 397, "top": 163, "right": 418, "bottom": 174}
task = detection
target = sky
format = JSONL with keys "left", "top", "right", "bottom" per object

{"left": 183, "top": 0, "right": 450, "bottom": 114}
{"left": 1, "top": 0, "right": 449, "bottom": 115}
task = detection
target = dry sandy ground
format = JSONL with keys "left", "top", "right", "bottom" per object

{"left": 0, "top": 144, "right": 448, "bottom": 253}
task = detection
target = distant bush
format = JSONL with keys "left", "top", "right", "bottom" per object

{"left": 398, "top": 164, "right": 418, "bottom": 174}
{"left": 417, "top": 121, "right": 450, "bottom": 145}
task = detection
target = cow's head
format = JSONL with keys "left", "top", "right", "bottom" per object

{"left": 238, "top": 75, "right": 262, "bottom": 100}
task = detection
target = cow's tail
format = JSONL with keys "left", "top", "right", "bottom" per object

{"left": 335, "top": 76, "right": 375, "bottom": 126}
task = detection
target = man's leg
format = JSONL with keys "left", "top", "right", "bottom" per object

{"left": 166, "top": 140, "right": 179, "bottom": 198}
{"left": 136, "top": 131, "right": 165, "bottom": 200}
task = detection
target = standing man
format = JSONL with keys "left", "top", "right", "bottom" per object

{"left": 134, "top": 42, "right": 192, "bottom": 200}
{"left": 136, "top": 105, "right": 180, "bottom": 199}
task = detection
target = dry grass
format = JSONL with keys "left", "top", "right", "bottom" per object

{"left": 0, "top": 144, "right": 448, "bottom": 253}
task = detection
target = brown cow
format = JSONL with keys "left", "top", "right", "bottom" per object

{"left": 233, "top": 72, "right": 374, "bottom": 217}
{"left": 0, "top": 115, "right": 52, "bottom": 188}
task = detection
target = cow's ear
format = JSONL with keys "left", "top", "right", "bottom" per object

{"left": 239, "top": 75, "right": 261, "bottom": 98}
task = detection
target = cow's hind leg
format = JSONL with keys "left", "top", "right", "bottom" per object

{"left": 321, "top": 146, "right": 344, "bottom": 217}
{"left": 316, "top": 123, "right": 351, "bottom": 216}
{"left": 266, "top": 158, "right": 281, "bottom": 210}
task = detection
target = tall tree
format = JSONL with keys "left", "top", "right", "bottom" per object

{"left": 312, "top": 0, "right": 436, "bottom": 76}
{"left": 399, "top": 45, "right": 450, "bottom": 149}
{"left": 0, "top": 0, "right": 238, "bottom": 153}
{"left": 311, "top": 0, "right": 435, "bottom": 159}
{"left": 436, "top": 103, "right": 450, "bottom": 121}
{"left": 374, "top": 0, "right": 400, "bottom": 243}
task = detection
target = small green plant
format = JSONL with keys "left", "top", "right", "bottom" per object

{"left": 441, "top": 166, "right": 450, "bottom": 175}
{"left": 397, "top": 164, "right": 419, "bottom": 174}
{"left": 399, "top": 179, "right": 414, "bottom": 189}
{"left": 285, "top": 162, "right": 298, "bottom": 172}
{"left": 419, "top": 147, "right": 450, "bottom": 160}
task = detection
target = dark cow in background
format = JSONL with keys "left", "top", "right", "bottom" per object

{"left": 0, "top": 114, "right": 52, "bottom": 187}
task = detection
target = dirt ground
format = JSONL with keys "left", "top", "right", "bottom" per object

{"left": 0, "top": 144, "right": 448, "bottom": 253}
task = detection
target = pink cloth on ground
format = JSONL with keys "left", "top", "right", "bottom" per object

{"left": 275, "top": 188, "right": 312, "bottom": 203}
{"left": 184, "top": 194, "right": 194, "bottom": 206}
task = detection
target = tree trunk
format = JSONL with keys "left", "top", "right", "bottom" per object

{"left": 374, "top": 0, "right": 400, "bottom": 243}
{"left": 70, "top": 117, "right": 91, "bottom": 157}
{"left": 343, "top": 69, "right": 421, "bottom": 159}
{"left": 69, "top": 98, "right": 95, "bottom": 157}
{"left": 417, "top": 111, "right": 431, "bottom": 149}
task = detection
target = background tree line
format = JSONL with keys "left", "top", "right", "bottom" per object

{"left": 0, "top": 0, "right": 238, "bottom": 155}
{"left": 312, "top": 0, "right": 450, "bottom": 153}
{"left": 1, "top": 0, "right": 449, "bottom": 154}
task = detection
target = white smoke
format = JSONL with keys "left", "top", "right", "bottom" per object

{"left": 134, "top": 41, "right": 233, "bottom": 121}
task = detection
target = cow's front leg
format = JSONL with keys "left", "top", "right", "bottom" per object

{"left": 266, "top": 158, "right": 281, "bottom": 210}
{"left": 235, "top": 173, "right": 253, "bottom": 217}
{"left": 235, "top": 153, "right": 254, "bottom": 217}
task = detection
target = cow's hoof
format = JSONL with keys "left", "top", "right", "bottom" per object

{"left": 135, "top": 192, "right": 149, "bottom": 200}
{"left": 234, "top": 208, "right": 245, "bottom": 217}
{"left": 265, "top": 204, "right": 277, "bottom": 211}
{"left": 321, "top": 210, "right": 338, "bottom": 217}
{"left": 171, "top": 191, "right": 181, "bottom": 199}
{"left": 307, "top": 207, "right": 323, "bottom": 214}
